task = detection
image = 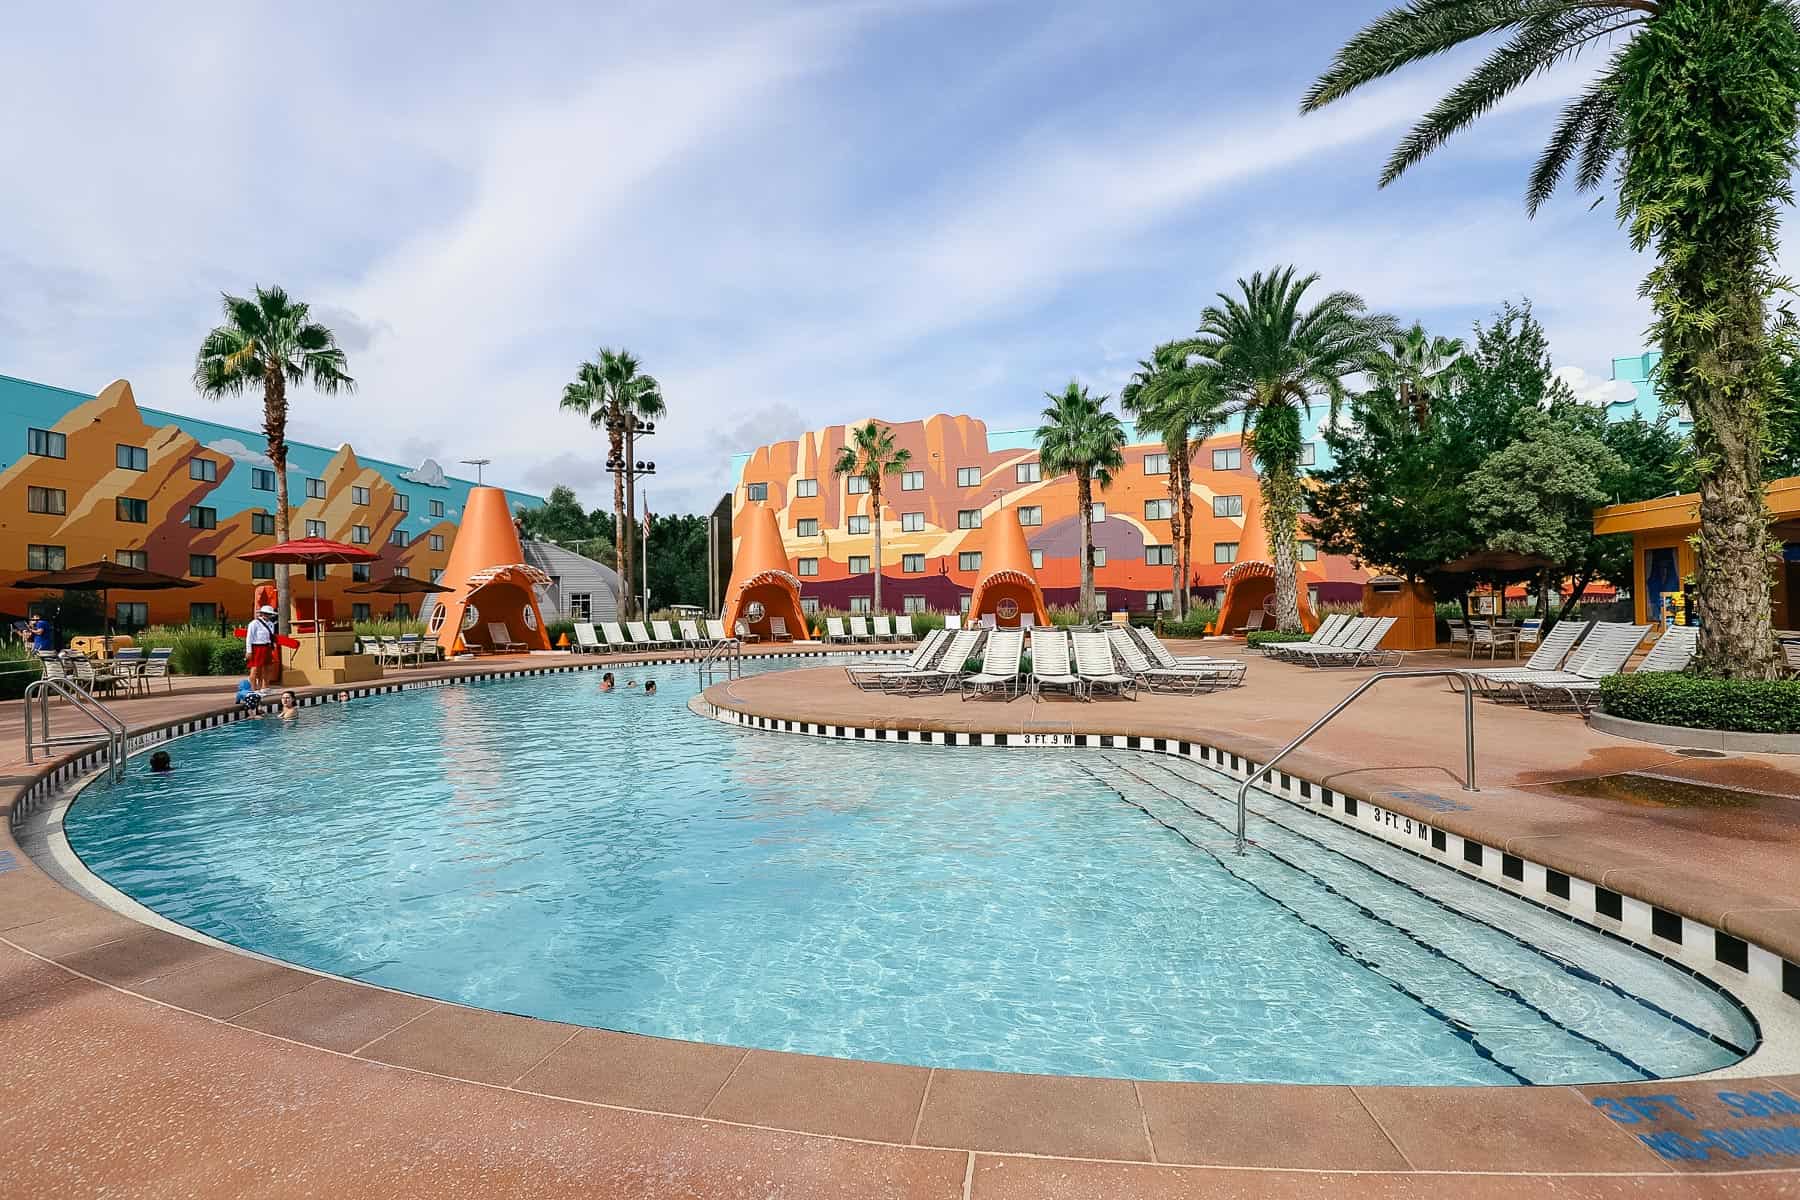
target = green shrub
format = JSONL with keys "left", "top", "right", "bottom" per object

{"left": 904, "top": 610, "right": 946, "bottom": 637}
{"left": 1018, "top": 652, "right": 1032, "bottom": 674}
{"left": 1160, "top": 607, "right": 1219, "bottom": 638}
{"left": 1599, "top": 674, "right": 1800, "bottom": 735}
{"left": 210, "top": 641, "right": 248, "bottom": 677}
{"left": 169, "top": 632, "right": 221, "bottom": 676}
{"left": 1247, "top": 630, "right": 1314, "bottom": 646}
{"left": 0, "top": 642, "right": 42, "bottom": 700}
{"left": 352, "top": 618, "right": 427, "bottom": 639}
{"left": 546, "top": 619, "right": 577, "bottom": 647}
{"left": 963, "top": 656, "right": 983, "bottom": 673}
{"left": 1047, "top": 605, "right": 1085, "bottom": 627}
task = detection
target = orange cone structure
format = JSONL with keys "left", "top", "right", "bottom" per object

{"left": 723, "top": 504, "right": 807, "bottom": 641}
{"left": 429, "top": 486, "right": 553, "bottom": 656}
{"left": 967, "top": 507, "right": 1049, "bottom": 628}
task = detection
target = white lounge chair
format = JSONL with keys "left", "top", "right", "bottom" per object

{"left": 1264, "top": 614, "right": 1353, "bottom": 660}
{"left": 945, "top": 614, "right": 962, "bottom": 631}
{"left": 872, "top": 615, "right": 895, "bottom": 641}
{"left": 1109, "top": 628, "right": 1244, "bottom": 692}
{"left": 679, "top": 619, "right": 706, "bottom": 647}
{"left": 962, "top": 630, "right": 1024, "bottom": 700}
{"left": 706, "top": 619, "right": 736, "bottom": 647}
{"left": 844, "top": 629, "right": 950, "bottom": 690}
{"left": 1028, "top": 630, "right": 1085, "bottom": 700}
{"left": 848, "top": 616, "right": 875, "bottom": 643}
{"left": 601, "top": 622, "right": 638, "bottom": 651}
{"left": 486, "top": 622, "right": 526, "bottom": 653}
{"left": 1282, "top": 617, "right": 1400, "bottom": 668}
{"left": 626, "top": 621, "right": 657, "bottom": 650}
{"left": 825, "top": 617, "right": 849, "bottom": 643}
{"left": 573, "top": 623, "right": 604, "bottom": 654}
{"left": 1232, "top": 609, "right": 1266, "bottom": 637}
{"left": 1516, "top": 624, "right": 1659, "bottom": 712}
{"left": 1072, "top": 630, "right": 1136, "bottom": 699}
{"left": 651, "top": 620, "right": 681, "bottom": 649}
{"left": 882, "top": 629, "right": 981, "bottom": 694}
{"left": 1460, "top": 619, "right": 1593, "bottom": 702}
{"left": 895, "top": 614, "right": 916, "bottom": 641}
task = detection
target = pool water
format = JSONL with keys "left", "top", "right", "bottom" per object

{"left": 64, "top": 662, "right": 1753, "bottom": 1084}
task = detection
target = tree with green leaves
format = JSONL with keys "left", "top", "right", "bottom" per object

{"left": 559, "top": 349, "right": 662, "bottom": 618}
{"left": 194, "top": 285, "right": 354, "bottom": 633}
{"left": 1371, "top": 321, "right": 1465, "bottom": 429}
{"left": 833, "top": 422, "right": 911, "bottom": 615}
{"left": 1304, "top": 0, "right": 1800, "bottom": 677}
{"left": 1036, "top": 382, "right": 1128, "bottom": 620}
{"left": 516, "top": 486, "right": 616, "bottom": 567}
{"left": 1192, "top": 268, "right": 1394, "bottom": 631}
{"left": 1121, "top": 342, "right": 1230, "bottom": 619}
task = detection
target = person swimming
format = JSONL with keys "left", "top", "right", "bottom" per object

{"left": 644, "top": 680, "right": 657, "bottom": 695}
{"left": 599, "top": 672, "right": 615, "bottom": 692}
{"left": 149, "top": 750, "right": 172, "bottom": 773}
{"left": 280, "top": 691, "right": 299, "bottom": 720}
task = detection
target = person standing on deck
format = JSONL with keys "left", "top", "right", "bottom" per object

{"left": 246, "top": 605, "right": 278, "bottom": 692}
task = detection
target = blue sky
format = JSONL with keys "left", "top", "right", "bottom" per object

{"left": 0, "top": 1, "right": 1691, "bottom": 514}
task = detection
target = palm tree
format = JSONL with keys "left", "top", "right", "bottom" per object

{"left": 1121, "top": 343, "right": 1229, "bottom": 619}
{"left": 1036, "top": 382, "right": 1128, "bottom": 621}
{"left": 833, "top": 422, "right": 911, "bottom": 615}
{"left": 194, "top": 286, "right": 354, "bottom": 632}
{"left": 1302, "top": 1, "right": 1800, "bottom": 677}
{"left": 1193, "top": 268, "right": 1394, "bottom": 632}
{"left": 560, "top": 349, "right": 660, "bottom": 619}
{"left": 1373, "top": 322, "right": 1465, "bottom": 429}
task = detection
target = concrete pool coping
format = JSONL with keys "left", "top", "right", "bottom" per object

{"left": 2, "top": 643, "right": 1799, "bottom": 1195}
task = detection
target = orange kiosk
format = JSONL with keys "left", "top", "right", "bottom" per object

{"left": 430, "top": 486, "right": 554, "bottom": 657}
{"left": 967, "top": 507, "right": 1049, "bottom": 628}
{"left": 722, "top": 504, "right": 808, "bottom": 642}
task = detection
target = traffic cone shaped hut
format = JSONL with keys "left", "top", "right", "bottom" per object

{"left": 723, "top": 504, "right": 807, "bottom": 641}
{"left": 1211, "top": 491, "right": 1318, "bottom": 635}
{"left": 967, "top": 507, "right": 1049, "bottom": 628}
{"left": 430, "top": 486, "right": 553, "bottom": 656}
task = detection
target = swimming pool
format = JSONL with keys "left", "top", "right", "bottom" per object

{"left": 63, "top": 661, "right": 1754, "bottom": 1085}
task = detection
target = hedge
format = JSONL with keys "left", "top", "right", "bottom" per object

{"left": 1599, "top": 673, "right": 1800, "bottom": 735}
{"left": 1246, "top": 630, "right": 1314, "bottom": 647}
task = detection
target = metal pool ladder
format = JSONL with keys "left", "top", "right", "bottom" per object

{"left": 23, "top": 677, "right": 128, "bottom": 782}
{"left": 696, "top": 635, "right": 742, "bottom": 683}
{"left": 1232, "top": 669, "right": 1479, "bottom": 855}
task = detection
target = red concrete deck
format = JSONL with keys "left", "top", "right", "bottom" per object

{"left": 1, "top": 644, "right": 1797, "bottom": 1197}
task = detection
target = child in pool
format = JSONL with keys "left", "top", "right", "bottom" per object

{"left": 149, "top": 750, "right": 172, "bottom": 773}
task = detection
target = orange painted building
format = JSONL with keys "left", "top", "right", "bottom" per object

{"left": 729, "top": 414, "right": 1365, "bottom": 615}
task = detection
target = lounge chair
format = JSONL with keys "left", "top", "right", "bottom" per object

{"left": 1232, "top": 609, "right": 1266, "bottom": 637}
{"left": 1516, "top": 623, "right": 1662, "bottom": 712}
{"left": 1518, "top": 618, "right": 1543, "bottom": 647}
{"left": 1282, "top": 617, "right": 1400, "bottom": 668}
{"left": 404, "top": 635, "right": 442, "bottom": 665}
{"left": 844, "top": 629, "right": 949, "bottom": 690}
{"left": 1072, "top": 630, "right": 1136, "bottom": 699}
{"left": 962, "top": 630, "right": 1024, "bottom": 700}
{"left": 1029, "top": 630, "right": 1085, "bottom": 700}
{"left": 651, "top": 620, "right": 681, "bottom": 649}
{"left": 1263, "top": 614, "right": 1352, "bottom": 659}
{"left": 1138, "top": 630, "right": 1243, "bottom": 679}
{"left": 825, "top": 617, "right": 849, "bottom": 643}
{"left": 140, "top": 647, "right": 173, "bottom": 693}
{"left": 848, "top": 616, "right": 874, "bottom": 643}
{"left": 1109, "top": 628, "right": 1244, "bottom": 692}
{"left": 626, "top": 621, "right": 657, "bottom": 649}
{"left": 882, "top": 629, "right": 981, "bottom": 694}
{"left": 705, "top": 619, "right": 736, "bottom": 646}
{"left": 945, "top": 613, "right": 962, "bottom": 631}
{"left": 734, "top": 619, "right": 759, "bottom": 644}
{"left": 895, "top": 614, "right": 916, "bottom": 641}
{"left": 1460, "top": 619, "right": 1593, "bottom": 702}
{"left": 679, "top": 619, "right": 707, "bottom": 647}
{"left": 486, "top": 623, "right": 526, "bottom": 653}
{"left": 766, "top": 615, "right": 793, "bottom": 642}
{"left": 872, "top": 615, "right": 895, "bottom": 641}
{"left": 573, "top": 623, "right": 604, "bottom": 654}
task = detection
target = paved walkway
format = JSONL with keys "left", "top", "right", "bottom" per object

{"left": 0, "top": 644, "right": 1796, "bottom": 1197}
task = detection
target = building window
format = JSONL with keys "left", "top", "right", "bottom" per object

{"left": 795, "top": 477, "right": 818, "bottom": 498}
{"left": 958, "top": 551, "right": 982, "bottom": 572}
{"left": 187, "top": 506, "right": 217, "bottom": 530}
{"left": 351, "top": 485, "right": 370, "bottom": 505}
{"left": 1146, "top": 591, "right": 1176, "bottom": 612}
{"left": 429, "top": 499, "right": 445, "bottom": 518}
{"left": 901, "top": 470, "right": 924, "bottom": 491}
{"left": 796, "top": 518, "right": 819, "bottom": 537}
{"left": 1091, "top": 547, "right": 1108, "bottom": 568}
{"left": 390, "top": 529, "right": 409, "bottom": 547}
{"left": 394, "top": 566, "right": 410, "bottom": 578}
{"left": 1092, "top": 503, "right": 1106, "bottom": 522}
{"left": 350, "top": 525, "right": 371, "bottom": 545}
{"left": 28, "top": 428, "right": 66, "bottom": 459}
{"left": 429, "top": 534, "right": 445, "bottom": 552}
{"left": 1094, "top": 591, "right": 1108, "bottom": 611}
{"left": 958, "top": 509, "right": 982, "bottom": 529}
{"left": 392, "top": 493, "right": 409, "bottom": 512}
{"left": 352, "top": 564, "right": 371, "bottom": 582}
{"left": 115, "top": 497, "right": 148, "bottom": 523}
{"left": 849, "top": 596, "right": 872, "bottom": 614}
{"left": 116, "top": 550, "right": 148, "bottom": 570}
{"left": 250, "top": 468, "right": 275, "bottom": 492}
{"left": 746, "top": 482, "right": 768, "bottom": 501}
{"left": 1030, "top": 549, "right": 1044, "bottom": 569}
{"left": 847, "top": 514, "right": 870, "bottom": 535}
{"left": 306, "top": 477, "right": 327, "bottom": 500}
{"left": 846, "top": 475, "right": 870, "bottom": 494}
{"left": 957, "top": 466, "right": 980, "bottom": 487}
{"left": 189, "top": 554, "right": 217, "bottom": 577}
{"left": 305, "top": 563, "right": 328, "bottom": 582}
{"left": 1298, "top": 540, "right": 1319, "bottom": 562}
{"left": 1215, "top": 542, "right": 1239, "bottom": 564}
{"left": 1145, "top": 498, "right": 1173, "bottom": 520}
{"left": 430, "top": 568, "right": 444, "bottom": 583}
{"left": 848, "top": 555, "right": 871, "bottom": 575}
{"left": 305, "top": 519, "right": 327, "bottom": 538}
{"left": 1146, "top": 544, "right": 1175, "bottom": 566}
{"left": 1299, "top": 443, "right": 1316, "bottom": 467}
{"left": 351, "top": 603, "right": 372, "bottom": 622}
{"left": 115, "top": 602, "right": 148, "bottom": 630}
{"left": 960, "top": 594, "right": 972, "bottom": 615}
{"left": 902, "top": 553, "right": 925, "bottom": 573}
{"left": 1213, "top": 494, "right": 1244, "bottom": 518}
{"left": 189, "top": 603, "right": 218, "bottom": 626}
{"left": 1018, "top": 505, "right": 1042, "bottom": 527}
{"left": 1016, "top": 461, "right": 1041, "bottom": 484}
{"left": 27, "top": 486, "right": 66, "bottom": 515}
{"left": 901, "top": 512, "right": 924, "bottom": 532}
{"left": 251, "top": 511, "right": 275, "bottom": 535}
{"left": 798, "top": 558, "right": 819, "bottom": 576}
{"left": 251, "top": 562, "right": 275, "bottom": 580}
{"left": 1144, "top": 452, "right": 1170, "bottom": 475}
{"left": 116, "top": 444, "right": 148, "bottom": 471}
{"left": 800, "top": 597, "right": 819, "bottom": 615}
{"left": 903, "top": 595, "right": 926, "bottom": 614}
{"left": 1213, "top": 447, "right": 1243, "bottom": 471}
{"left": 26, "top": 544, "right": 66, "bottom": 571}
{"left": 189, "top": 458, "right": 217, "bottom": 482}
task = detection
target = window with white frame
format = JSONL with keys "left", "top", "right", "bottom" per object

{"left": 1030, "top": 549, "right": 1044, "bottom": 569}
{"left": 801, "top": 597, "right": 819, "bottom": 614}
{"left": 1016, "top": 461, "right": 1040, "bottom": 483}
{"left": 903, "top": 595, "right": 926, "bottom": 613}
{"left": 1146, "top": 544, "right": 1174, "bottom": 566}
{"left": 901, "top": 470, "right": 924, "bottom": 491}
{"left": 1094, "top": 591, "right": 1108, "bottom": 610}
{"left": 1298, "top": 540, "right": 1319, "bottom": 562}
{"left": 305, "top": 519, "right": 327, "bottom": 538}
{"left": 1146, "top": 591, "right": 1175, "bottom": 611}
{"left": 901, "top": 511, "right": 924, "bottom": 532}
{"left": 957, "top": 509, "right": 982, "bottom": 529}
{"left": 959, "top": 594, "right": 972, "bottom": 614}
{"left": 849, "top": 596, "right": 872, "bottom": 614}
{"left": 958, "top": 551, "right": 981, "bottom": 572}
{"left": 902, "top": 553, "right": 924, "bottom": 572}
{"left": 306, "top": 477, "right": 327, "bottom": 499}
{"left": 847, "top": 514, "right": 870, "bottom": 535}
{"left": 568, "top": 593, "right": 592, "bottom": 621}
{"left": 849, "top": 555, "right": 871, "bottom": 574}
{"left": 1092, "top": 502, "right": 1106, "bottom": 522}
{"left": 846, "top": 475, "right": 869, "bottom": 494}
{"left": 1018, "top": 505, "right": 1042, "bottom": 526}
{"left": 190, "top": 458, "right": 217, "bottom": 482}
{"left": 1213, "top": 494, "right": 1244, "bottom": 518}
{"left": 795, "top": 477, "right": 818, "bottom": 498}
{"left": 797, "top": 558, "right": 819, "bottom": 576}
{"left": 1299, "top": 443, "right": 1316, "bottom": 467}
{"left": 1144, "top": 452, "right": 1169, "bottom": 475}
{"left": 1213, "top": 447, "right": 1242, "bottom": 471}
{"left": 1214, "top": 542, "right": 1239, "bottom": 564}
{"left": 796, "top": 518, "right": 819, "bottom": 537}
{"left": 1144, "top": 498, "right": 1173, "bottom": 520}
{"left": 957, "top": 467, "right": 980, "bottom": 487}
{"left": 747, "top": 482, "right": 768, "bottom": 501}
{"left": 1091, "top": 547, "right": 1107, "bottom": 567}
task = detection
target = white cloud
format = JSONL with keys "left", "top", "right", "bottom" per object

{"left": 1555, "top": 365, "right": 1637, "bottom": 408}
{"left": 205, "top": 438, "right": 273, "bottom": 468}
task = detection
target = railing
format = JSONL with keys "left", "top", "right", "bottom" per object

{"left": 696, "top": 634, "right": 742, "bottom": 683}
{"left": 23, "top": 676, "right": 128, "bottom": 782}
{"left": 1232, "top": 669, "right": 1479, "bottom": 855}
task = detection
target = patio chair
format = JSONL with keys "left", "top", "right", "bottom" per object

{"left": 734, "top": 619, "right": 760, "bottom": 644}
{"left": 68, "top": 655, "right": 119, "bottom": 697}
{"left": 1518, "top": 619, "right": 1543, "bottom": 647}
{"left": 881, "top": 629, "right": 981, "bottom": 694}
{"left": 486, "top": 623, "right": 526, "bottom": 653}
{"left": 140, "top": 647, "right": 173, "bottom": 693}
{"left": 706, "top": 619, "right": 739, "bottom": 648}
{"left": 35, "top": 652, "right": 68, "bottom": 686}
{"left": 406, "top": 635, "right": 443, "bottom": 665}
{"left": 848, "top": 616, "right": 875, "bottom": 643}
{"left": 626, "top": 621, "right": 658, "bottom": 649}
{"left": 1460, "top": 619, "right": 1593, "bottom": 702}
{"left": 825, "top": 617, "right": 849, "bottom": 643}
{"left": 651, "top": 620, "right": 682, "bottom": 650}
{"left": 962, "top": 630, "right": 1024, "bottom": 701}
{"left": 601, "top": 621, "right": 639, "bottom": 651}
{"left": 679, "top": 619, "right": 706, "bottom": 647}
{"left": 573, "top": 623, "right": 604, "bottom": 653}
{"left": 945, "top": 613, "right": 961, "bottom": 631}
{"left": 768, "top": 616, "right": 794, "bottom": 642}
{"left": 1284, "top": 617, "right": 1400, "bottom": 668}
{"left": 844, "top": 629, "right": 949, "bottom": 690}
{"left": 1519, "top": 624, "right": 1681, "bottom": 713}
{"left": 1471, "top": 621, "right": 1521, "bottom": 661}
{"left": 1263, "top": 614, "right": 1353, "bottom": 660}
{"left": 1028, "top": 629, "right": 1085, "bottom": 700}
{"left": 108, "top": 648, "right": 146, "bottom": 696}
{"left": 1506, "top": 624, "right": 1651, "bottom": 711}
{"left": 1020, "top": 613, "right": 1036, "bottom": 630}
{"left": 895, "top": 614, "right": 916, "bottom": 641}
{"left": 1072, "top": 630, "right": 1136, "bottom": 699}
{"left": 1108, "top": 627, "right": 1244, "bottom": 693}
{"left": 1232, "top": 609, "right": 1266, "bottom": 637}
{"left": 872, "top": 615, "right": 895, "bottom": 641}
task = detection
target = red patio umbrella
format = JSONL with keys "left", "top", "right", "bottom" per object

{"left": 239, "top": 537, "right": 380, "bottom": 666}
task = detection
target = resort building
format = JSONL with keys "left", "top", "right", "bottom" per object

{"left": 0, "top": 372, "right": 542, "bottom": 629}
{"left": 730, "top": 413, "right": 1366, "bottom": 616}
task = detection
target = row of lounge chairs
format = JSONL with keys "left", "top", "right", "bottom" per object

{"left": 571, "top": 620, "right": 742, "bottom": 655}
{"left": 1259, "top": 614, "right": 1403, "bottom": 669}
{"left": 844, "top": 626, "right": 1246, "bottom": 699}
{"left": 822, "top": 615, "right": 917, "bottom": 643}
{"left": 1458, "top": 620, "right": 1692, "bottom": 712}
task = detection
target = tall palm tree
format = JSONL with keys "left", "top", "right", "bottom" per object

{"left": 560, "top": 349, "right": 660, "bottom": 619}
{"left": 194, "top": 286, "right": 353, "bottom": 632}
{"left": 1373, "top": 322, "right": 1465, "bottom": 429}
{"left": 1036, "top": 382, "right": 1128, "bottom": 621}
{"left": 1193, "top": 268, "right": 1394, "bottom": 632}
{"left": 1121, "top": 343, "right": 1229, "bottom": 619}
{"left": 1302, "top": 0, "right": 1800, "bottom": 677}
{"left": 833, "top": 422, "right": 911, "bottom": 615}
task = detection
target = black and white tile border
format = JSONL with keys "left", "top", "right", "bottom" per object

{"left": 700, "top": 702, "right": 1800, "bottom": 1013}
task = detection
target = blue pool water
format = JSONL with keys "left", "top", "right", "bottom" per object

{"left": 64, "top": 662, "right": 1753, "bottom": 1084}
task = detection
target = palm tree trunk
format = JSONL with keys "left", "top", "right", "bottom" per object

{"left": 870, "top": 475, "right": 883, "bottom": 615}
{"left": 622, "top": 420, "right": 637, "bottom": 621}
{"left": 610, "top": 417, "right": 627, "bottom": 621}
{"left": 1262, "top": 465, "right": 1304, "bottom": 632}
{"left": 1165, "top": 459, "right": 1183, "bottom": 620}
{"left": 1077, "top": 472, "right": 1095, "bottom": 621}
{"left": 1178, "top": 453, "right": 1195, "bottom": 620}
{"left": 264, "top": 368, "right": 291, "bottom": 636}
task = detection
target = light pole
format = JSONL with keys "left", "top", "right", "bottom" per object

{"left": 461, "top": 458, "right": 491, "bottom": 486}
{"left": 606, "top": 435, "right": 655, "bottom": 618}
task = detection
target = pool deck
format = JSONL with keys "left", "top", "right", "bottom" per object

{"left": 1, "top": 642, "right": 1797, "bottom": 1197}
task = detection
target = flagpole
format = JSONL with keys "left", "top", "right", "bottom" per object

{"left": 640, "top": 492, "right": 651, "bottom": 615}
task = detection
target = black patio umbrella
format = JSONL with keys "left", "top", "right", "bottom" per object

{"left": 15, "top": 560, "right": 199, "bottom": 649}
{"left": 345, "top": 574, "right": 455, "bottom": 618}
{"left": 1438, "top": 548, "right": 1556, "bottom": 576}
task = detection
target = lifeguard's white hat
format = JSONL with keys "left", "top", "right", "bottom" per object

{"left": 257, "top": 605, "right": 278, "bottom": 616}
